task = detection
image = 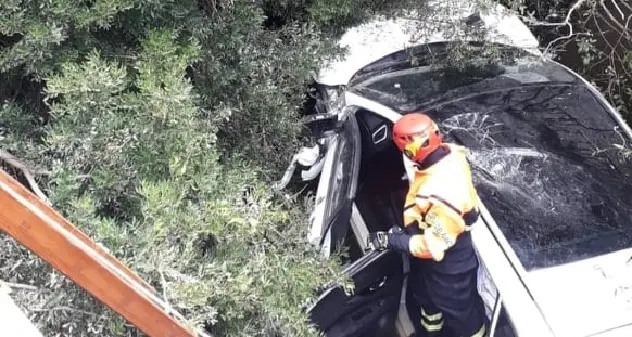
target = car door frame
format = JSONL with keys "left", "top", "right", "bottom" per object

{"left": 301, "top": 92, "right": 414, "bottom": 336}
{"left": 277, "top": 83, "right": 369, "bottom": 258}
{"left": 307, "top": 101, "right": 364, "bottom": 258}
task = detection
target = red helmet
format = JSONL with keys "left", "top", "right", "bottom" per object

{"left": 393, "top": 112, "right": 443, "bottom": 163}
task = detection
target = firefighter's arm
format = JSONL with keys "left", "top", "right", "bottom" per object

{"left": 409, "top": 205, "right": 465, "bottom": 261}
{"left": 404, "top": 198, "right": 435, "bottom": 260}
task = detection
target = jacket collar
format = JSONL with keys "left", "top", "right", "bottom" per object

{"left": 414, "top": 144, "right": 451, "bottom": 171}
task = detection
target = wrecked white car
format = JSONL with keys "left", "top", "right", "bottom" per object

{"left": 276, "top": 4, "right": 632, "bottom": 337}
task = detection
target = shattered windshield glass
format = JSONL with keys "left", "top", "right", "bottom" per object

{"left": 431, "top": 84, "right": 632, "bottom": 270}
{"left": 350, "top": 49, "right": 632, "bottom": 271}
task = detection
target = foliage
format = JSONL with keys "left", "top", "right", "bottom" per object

{"left": 0, "top": 0, "right": 407, "bottom": 335}
{"left": 499, "top": 0, "right": 632, "bottom": 120}
{"left": 397, "top": 0, "right": 632, "bottom": 123}
{"left": 2, "top": 0, "right": 632, "bottom": 336}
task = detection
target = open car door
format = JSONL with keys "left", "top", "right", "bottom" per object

{"left": 276, "top": 87, "right": 407, "bottom": 337}
{"left": 275, "top": 85, "right": 364, "bottom": 257}
{"left": 306, "top": 105, "right": 362, "bottom": 257}
{"left": 308, "top": 249, "right": 405, "bottom": 337}
{"left": 300, "top": 101, "right": 406, "bottom": 337}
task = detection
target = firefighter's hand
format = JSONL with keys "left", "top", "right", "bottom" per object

{"left": 408, "top": 235, "right": 430, "bottom": 259}
{"left": 368, "top": 227, "right": 410, "bottom": 253}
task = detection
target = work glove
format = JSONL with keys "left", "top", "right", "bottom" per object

{"left": 368, "top": 227, "right": 447, "bottom": 262}
{"left": 367, "top": 227, "right": 410, "bottom": 253}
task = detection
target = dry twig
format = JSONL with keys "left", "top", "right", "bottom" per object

{"left": 0, "top": 280, "right": 38, "bottom": 291}
{"left": 0, "top": 149, "right": 51, "bottom": 206}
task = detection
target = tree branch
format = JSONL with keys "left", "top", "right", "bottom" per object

{"left": 599, "top": 0, "right": 629, "bottom": 34}
{"left": 0, "top": 280, "right": 38, "bottom": 291}
{"left": 539, "top": 0, "right": 591, "bottom": 56}
{"left": 159, "top": 269, "right": 170, "bottom": 307}
{"left": 30, "top": 306, "right": 100, "bottom": 317}
{"left": 520, "top": 0, "right": 589, "bottom": 27}
{"left": 0, "top": 149, "right": 51, "bottom": 206}
{"left": 609, "top": 0, "right": 625, "bottom": 20}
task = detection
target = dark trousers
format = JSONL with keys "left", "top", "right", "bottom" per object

{"left": 405, "top": 232, "right": 487, "bottom": 337}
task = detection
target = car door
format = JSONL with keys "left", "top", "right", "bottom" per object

{"left": 275, "top": 85, "right": 364, "bottom": 256}
{"left": 307, "top": 248, "right": 406, "bottom": 337}
{"left": 307, "top": 105, "right": 362, "bottom": 257}
{"left": 304, "top": 104, "right": 406, "bottom": 337}
{"left": 279, "top": 86, "right": 407, "bottom": 336}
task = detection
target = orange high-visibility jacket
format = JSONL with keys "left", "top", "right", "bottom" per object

{"left": 403, "top": 143, "right": 480, "bottom": 259}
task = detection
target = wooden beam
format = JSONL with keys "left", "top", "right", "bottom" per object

{"left": 0, "top": 169, "right": 198, "bottom": 337}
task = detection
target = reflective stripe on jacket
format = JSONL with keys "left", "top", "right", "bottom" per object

{"left": 403, "top": 143, "right": 480, "bottom": 256}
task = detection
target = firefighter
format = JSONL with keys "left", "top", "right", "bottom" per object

{"left": 368, "top": 112, "right": 487, "bottom": 337}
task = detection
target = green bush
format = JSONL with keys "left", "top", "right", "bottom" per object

{"left": 0, "top": 0, "right": 425, "bottom": 335}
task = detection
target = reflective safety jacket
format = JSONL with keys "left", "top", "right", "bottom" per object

{"left": 403, "top": 143, "right": 481, "bottom": 260}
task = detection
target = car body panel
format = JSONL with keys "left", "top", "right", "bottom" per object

{"left": 316, "top": 0, "right": 541, "bottom": 87}
{"left": 527, "top": 247, "right": 632, "bottom": 337}
{"left": 470, "top": 213, "right": 555, "bottom": 337}
{"left": 589, "top": 326, "right": 632, "bottom": 337}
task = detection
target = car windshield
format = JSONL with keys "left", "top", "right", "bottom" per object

{"left": 350, "top": 44, "right": 579, "bottom": 112}
{"left": 350, "top": 48, "right": 632, "bottom": 271}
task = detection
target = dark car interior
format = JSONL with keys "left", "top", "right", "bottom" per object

{"left": 353, "top": 108, "right": 409, "bottom": 234}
